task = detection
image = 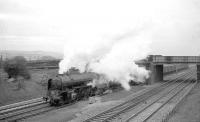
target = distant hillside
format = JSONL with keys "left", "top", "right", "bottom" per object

{"left": 0, "top": 50, "right": 63, "bottom": 61}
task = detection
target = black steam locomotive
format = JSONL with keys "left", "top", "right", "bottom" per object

{"left": 45, "top": 73, "right": 99, "bottom": 105}
{"left": 44, "top": 71, "right": 137, "bottom": 106}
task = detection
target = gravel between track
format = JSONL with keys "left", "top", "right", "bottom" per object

{"left": 167, "top": 83, "right": 200, "bottom": 122}
{"left": 21, "top": 85, "right": 145, "bottom": 122}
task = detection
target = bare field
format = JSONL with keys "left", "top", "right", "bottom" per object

{"left": 0, "top": 69, "right": 58, "bottom": 106}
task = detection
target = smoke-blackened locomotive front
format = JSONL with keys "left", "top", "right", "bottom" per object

{"left": 46, "top": 74, "right": 96, "bottom": 105}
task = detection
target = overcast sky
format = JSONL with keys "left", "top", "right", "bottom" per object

{"left": 0, "top": 0, "right": 200, "bottom": 56}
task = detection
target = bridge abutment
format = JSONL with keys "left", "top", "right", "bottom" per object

{"left": 147, "top": 64, "right": 163, "bottom": 84}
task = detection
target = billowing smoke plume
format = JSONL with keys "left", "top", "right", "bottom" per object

{"left": 56, "top": 0, "right": 197, "bottom": 90}
{"left": 59, "top": 28, "right": 151, "bottom": 90}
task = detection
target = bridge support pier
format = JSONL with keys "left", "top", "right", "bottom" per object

{"left": 197, "top": 65, "right": 200, "bottom": 82}
{"left": 146, "top": 64, "right": 163, "bottom": 84}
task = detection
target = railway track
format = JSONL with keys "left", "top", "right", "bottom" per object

{"left": 124, "top": 71, "right": 196, "bottom": 122}
{"left": 0, "top": 97, "right": 80, "bottom": 121}
{"left": 0, "top": 97, "right": 49, "bottom": 121}
{"left": 83, "top": 69, "right": 196, "bottom": 122}
{"left": 0, "top": 98, "right": 45, "bottom": 112}
{"left": 0, "top": 98, "right": 80, "bottom": 122}
{"left": 0, "top": 69, "right": 193, "bottom": 122}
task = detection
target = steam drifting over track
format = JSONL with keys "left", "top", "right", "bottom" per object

{"left": 81, "top": 68, "right": 196, "bottom": 122}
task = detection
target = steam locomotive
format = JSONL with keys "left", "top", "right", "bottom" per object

{"left": 45, "top": 73, "right": 99, "bottom": 105}
{"left": 45, "top": 68, "right": 141, "bottom": 106}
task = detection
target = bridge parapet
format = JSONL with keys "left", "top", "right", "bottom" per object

{"left": 148, "top": 55, "right": 200, "bottom": 64}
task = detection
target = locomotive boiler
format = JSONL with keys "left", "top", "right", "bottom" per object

{"left": 46, "top": 73, "right": 97, "bottom": 105}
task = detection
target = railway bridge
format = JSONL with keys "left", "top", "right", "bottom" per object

{"left": 143, "top": 55, "right": 200, "bottom": 84}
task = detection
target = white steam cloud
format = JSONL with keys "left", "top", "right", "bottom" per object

{"left": 55, "top": 0, "right": 198, "bottom": 90}
{"left": 59, "top": 26, "right": 151, "bottom": 90}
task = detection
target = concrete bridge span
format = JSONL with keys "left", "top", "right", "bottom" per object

{"left": 140, "top": 55, "right": 200, "bottom": 84}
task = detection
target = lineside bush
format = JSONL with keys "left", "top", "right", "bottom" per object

{"left": 3, "top": 56, "right": 30, "bottom": 79}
